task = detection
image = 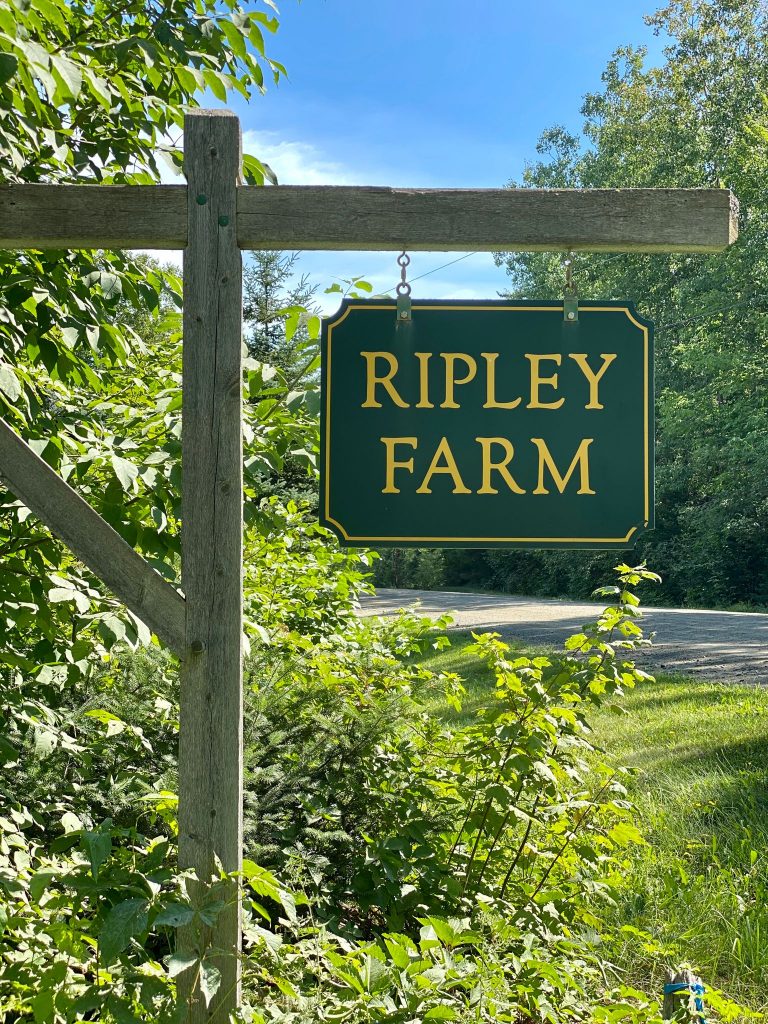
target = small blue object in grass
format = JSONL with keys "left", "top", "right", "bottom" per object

{"left": 663, "top": 982, "right": 705, "bottom": 1022}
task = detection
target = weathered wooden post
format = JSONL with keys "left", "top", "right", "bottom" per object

{"left": 178, "top": 109, "right": 244, "bottom": 1022}
{"left": 663, "top": 968, "right": 705, "bottom": 1021}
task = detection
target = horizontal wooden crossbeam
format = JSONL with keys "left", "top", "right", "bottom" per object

{"left": 0, "top": 183, "right": 738, "bottom": 253}
{"left": 236, "top": 186, "right": 739, "bottom": 253}
{"left": 0, "top": 185, "right": 187, "bottom": 249}
{"left": 0, "top": 418, "right": 186, "bottom": 656}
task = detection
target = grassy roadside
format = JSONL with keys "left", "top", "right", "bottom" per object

{"left": 420, "top": 631, "right": 768, "bottom": 1015}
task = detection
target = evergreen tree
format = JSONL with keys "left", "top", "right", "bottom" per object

{"left": 243, "top": 250, "right": 319, "bottom": 374}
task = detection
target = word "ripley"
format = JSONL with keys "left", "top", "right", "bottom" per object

{"left": 361, "top": 351, "right": 617, "bottom": 410}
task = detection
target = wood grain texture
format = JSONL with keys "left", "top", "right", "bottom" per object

{"left": 663, "top": 968, "right": 704, "bottom": 1021}
{"left": 0, "top": 184, "right": 187, "bottom": 249}
{"left": 0, "top": 182, "right": 738, "bottom": 253}
{"left": 0, "top": 417, "right": 185, "bottom": 655}
{"left": 178, "top": 110, "right": 244, "bottom": 1023}
{"left": 237, "top": 185, "right": 739, "bottom": 252}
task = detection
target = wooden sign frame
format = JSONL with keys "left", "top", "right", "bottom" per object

{"left": 0, "top": 108, "right": 739, "bottom": 1022}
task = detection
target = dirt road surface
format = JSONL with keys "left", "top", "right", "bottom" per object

{"left": 360, "top": 588, "right": 768, "bottom": 684}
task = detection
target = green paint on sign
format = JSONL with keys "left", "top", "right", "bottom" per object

{"left": 320, "top": 300, "right": 654, "bottom": 549}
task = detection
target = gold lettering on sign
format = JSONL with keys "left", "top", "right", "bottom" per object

{"left": 568, "top": 353, "right": 617, "bottom": 409}
{"left": 532, "top": 437, "right": 595, "bottom": 495}
{"left": 440, "top": 353, "right": 477, "bottom": 409}
{"left": 475, "top": 437, "right": 526, "bottom": 494}
{"left": 380, "top": 437, "right": 417, "bottom": 493}
{"left": 415, "top": 352, "right": 434, "bottom": 408}
{"left": 416, "top": 436, "right": 471, "bottom": 494}
{"left": 361, "top": 352, "right": 409, "bottom": 408}
{"left": 482, "top": 353, "right": 521, "bottom": 409}
{"left": 526, "top": 354, "right": 565, "bottom": 409}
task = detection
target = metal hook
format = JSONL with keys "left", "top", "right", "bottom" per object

{"left": 563, "top": 253, "right": 578, "bottom": 323}
{"left": 396, "top": 250, "right": 412, "bottom": 324}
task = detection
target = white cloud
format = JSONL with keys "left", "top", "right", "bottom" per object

{"left": 242, "top": 130, "right": 369, "bottom": 186}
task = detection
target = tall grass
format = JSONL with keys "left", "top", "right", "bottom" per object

{"left": 590, "top": 678, "right": 768, "bottom": 1013}
{"left": 420, "top": 634, "right": 768, "bottom": 1013}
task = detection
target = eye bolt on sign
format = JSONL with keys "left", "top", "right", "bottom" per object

{"left": 320, "top": 300, "right": 653, "bottom": 549}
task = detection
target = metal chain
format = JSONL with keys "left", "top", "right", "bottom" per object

{"left": 564, "top": 254, "right": 575, "bottom": 295}
{"left": 563, "top": 253, "right": 578, "bottom": 322}
{"left": 396, "top": 251, "right": 412, "bottom": 296}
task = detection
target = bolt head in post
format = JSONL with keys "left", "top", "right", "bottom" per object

{"left": 190, "top": 639, "right": 206, "bottom": 655}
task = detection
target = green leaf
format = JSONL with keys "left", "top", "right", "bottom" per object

{"left": 48, "top": 586, "right": 90, "bottom": 614}
{"left": 99, "top": 898, "right": 148, "bottom": 965}
{"left": 50, "top": 53, "right": 82, "bottom": 99}
{"left": 167, "top": 951, "right": 198, "bottom": 978}
{"left": 31, "top": 990, "right": 54, "bottom": 1023}
{"left": 155, "top": 902, "right": 196, "bottom": 928}
{"left": 608, "top": 821, "right": 647, "bottom": 846}
{"left": 85, "top": 709, "right": 126, "bottom": 736}
{"left": 61, "top": 811, "right": 82, "bottom": 834}
{"left": 84, "top": 271, "right": 123, "bottom": 299}
{"left": 0, "top": 52, "right": 18, "bottom": 84}
{"left": 202, "top": 68, "right": 227, "bottom": 102}
{"left": 82, "top": 829, "right": 112, "bottom": 879}
{"left": 60, "top": 326, "right": 79, "bottom": 348}
{"left": 199, "top": 959, "right": 222, "bottom": 1007}
{"left": 111, "top": 455, "right": 139, "bottom": 491}
{"left": 221, "top": 19, "right": 247, "bottom": 60}
{"left": 98, "top": 613, "right": 127, "bottom": 646}
{"left": 0, "top": 361, "right": 20, "bottom": 401}
{"left": 29, "top": 868, "right": 58, "bottom": 903}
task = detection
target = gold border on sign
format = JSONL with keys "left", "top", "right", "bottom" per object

{"left": 323, "top": 304, "right": 650, "bottom": 544}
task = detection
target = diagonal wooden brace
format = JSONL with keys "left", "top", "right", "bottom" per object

{"left": 0, "top": 417, "right": 186, "bottom": 657}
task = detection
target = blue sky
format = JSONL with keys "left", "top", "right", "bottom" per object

{"left": 210, "top": 1, "right": 669, "bottom": 309}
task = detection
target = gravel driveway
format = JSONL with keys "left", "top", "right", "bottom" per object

{"left": 360, "top": 588, "right": 768, "bottom": 684}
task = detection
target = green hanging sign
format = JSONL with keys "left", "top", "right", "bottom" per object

{"left": 320, "top": 299, "right": 654, "bottom": 549}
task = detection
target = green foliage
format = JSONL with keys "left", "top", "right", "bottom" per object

{"left": 241, "top": 252, "right": 322, "bottom": 505}
{"left": 0, "top": 0, "right": 280, "bottom": 187}
{"left": 241, "top": 913, "right": 644, "bottom": 1024}
{"left": 0, "top": 0, "right": 291, "bottom": 685}
{"left": 4, "top": 487, "right": 751, "bottom": 1024}
{"left": 590, "top": 678, "right": 768, "bottom": 1013}
{"left": 243, "top": 251, "right": 320, "bottom": 375}
{"left": 373, "top": 548, "right": 447, "bottom": 591}
{"left": 233, "top": 564, "right": 754, "bottom": 1024}
{"left": 3, "top": 2, "right": 763, "bottom": 1021}
{"left": 489, "top": 0, "right": 768, "bottom": 609}
{"left": 1, "top": 815, "right": 182, "bottom": 1021}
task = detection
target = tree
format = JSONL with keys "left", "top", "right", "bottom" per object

{"left": 242, "top": 251, "right": 322, "bottom": 505}
{"left": 243, "top": 250, "right": 320, "bottom": 372}
{"left": 0, "top": 6, "right": 325, "bottom": 1015}
{"left": 0, "top": 0, "right": 309, "bottom": 666}
{"left": 489, "top": 0, "right": 768, "bottom": 607}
